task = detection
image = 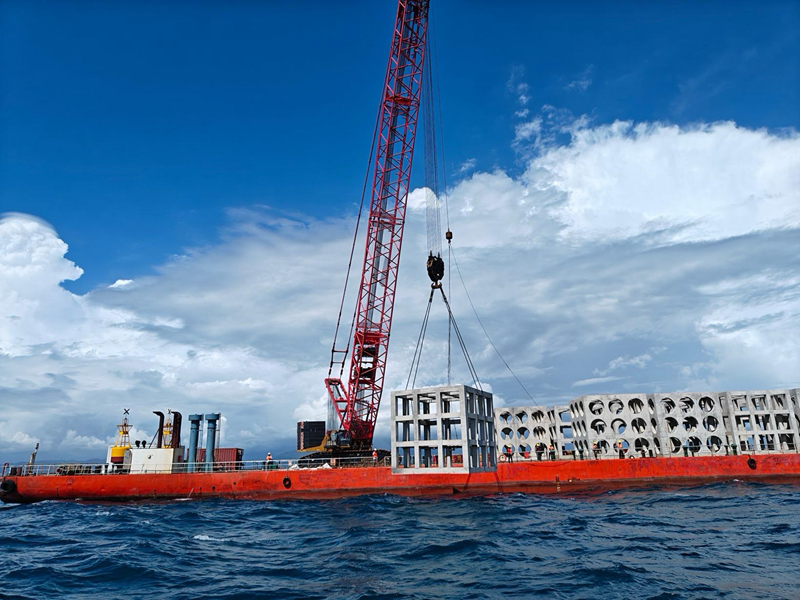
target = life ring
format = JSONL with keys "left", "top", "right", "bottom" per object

{"left": 499, "top": 454, "right": 507, "bottom": 462}
{"left": 282, "top": 476, "right": 292, "bottom": 489}
{"left": 0, "top": 479, "right": 17, "bottom": 495}
{"left": 747, "top": 457, "right": 757, "bottom": 470}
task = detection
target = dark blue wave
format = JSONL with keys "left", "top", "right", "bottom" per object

{"left": 2, "top": 482, "right": 800, "bottom": 599}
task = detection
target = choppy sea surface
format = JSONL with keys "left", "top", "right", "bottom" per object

{"left": 2, "top": 481, "right": 800, "bottom": 599}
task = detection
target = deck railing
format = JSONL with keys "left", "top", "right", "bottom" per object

{"left": 5, "top": 442, "right": 798, "bottom": 477}
{"left": 1, "top": 456, "right": 389, "bottom": 477}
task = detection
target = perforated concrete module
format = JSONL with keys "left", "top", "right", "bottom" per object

{"left": 720, "top": 390, "right": 800, "bottom": 454}
{"left": 494, "top": 405, "right": 573, "bottom": 460}
{"left": 570, "top": 393, "right": 653, "bottom": 458}
{"left": 547, "top": 406, "right": 573, "bottom": 456}
{"left": 793, "top": 389, "right": 800, "bottom": 431}
{"left": 495, "top": 406, "right": 544, "bottom": 459}
{"left": 553, "top": 389, "right": 800, "bottom": 460}
{"left": 391, "top": 385, "right": 496, "bottom": 473}
{"left": 490, "top": 389, "right": 800, "bottom": 462}
{"left": 651, "top": 392, "right": 728, "bottom": 456}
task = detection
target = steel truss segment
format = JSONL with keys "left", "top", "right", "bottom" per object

{"left": 326, "top": 0, "right": 429, "bottom": 447}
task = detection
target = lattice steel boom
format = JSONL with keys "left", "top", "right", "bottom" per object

{"left": 324, "top": 0, "right": 430, "bottom": 450}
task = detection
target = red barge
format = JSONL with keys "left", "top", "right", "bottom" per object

{"left": 3, "top": 454, "right": 800, "bottom": 504}
{"left": 6, "top": 384, "right": 800, "bottom": 504}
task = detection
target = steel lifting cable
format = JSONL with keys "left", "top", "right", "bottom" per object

{"left": 430, "top": 11, "right": 453, "bottom": 385}
{"left": 450, "top": 246, "right": 542, "bottom": 409}
{"left": 438, "top": 286, "right": 482, "bottom": 390}
{"left": 407, "top": 285, "right": 481, "bottom": 391}
{"left": 406, "top": 288, "right": 435, "bottom": 389}
{"left": 423, "top": 41, "right": 442, "bottom": 258}
{"left": 408, "top": 11, "right": 482, "bottom": 394}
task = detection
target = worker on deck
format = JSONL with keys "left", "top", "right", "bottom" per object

{"left": 505, "top": 446, "right": 514, "bottom": 463}
{"left": 266, "top": 452, "right": 273, "bottom": 470}
{"left": 372, "top": 449, "right": 378, "bottom": 464}
{"left": 616, "top": 441, "right": 624, "bottom": 459}
{"left": 548, "top": 443, "right": 555, "bottom": 461}
{"left": 592, "top": 441, "right": 599, "bottom": 459}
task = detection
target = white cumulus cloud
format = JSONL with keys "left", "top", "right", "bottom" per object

{"left": 528, "top": 121, "right": 800, "bottom": 242}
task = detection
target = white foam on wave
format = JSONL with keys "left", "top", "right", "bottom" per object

{"left": 96, "top": 511, "right": 110, "bottom": 516}
{"left": 193, "top": 534, "right": 229, "bottom": 542}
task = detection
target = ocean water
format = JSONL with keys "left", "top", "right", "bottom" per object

{"left": 1, "top": 482, "right": 800, "bottom": 599}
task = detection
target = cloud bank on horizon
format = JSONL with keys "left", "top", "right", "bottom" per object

{"left": 1, "top": 116, "right": 799, "bottom": 460}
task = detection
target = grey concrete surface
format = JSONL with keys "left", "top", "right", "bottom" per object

{"left": 390, "top": 385, "right": 496, "bottom": 473}
{"left": 494, "top": 388, "right": 800, "bottom": 461}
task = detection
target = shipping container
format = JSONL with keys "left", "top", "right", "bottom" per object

{"left": 195, "top": 447, "right": 244, "bottom": 467}
{"left": 297, "top": 421, "right": 326, "bottom": 451}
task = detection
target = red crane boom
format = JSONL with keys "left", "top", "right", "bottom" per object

{"left": 324, "top": 0, "right": 430, "bottom": 451}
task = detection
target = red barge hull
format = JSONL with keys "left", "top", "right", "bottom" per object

{"left": 4, "top": 454, "right": 800, "bottom": 503}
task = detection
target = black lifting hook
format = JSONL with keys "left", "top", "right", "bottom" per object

{"left": 426, "top": 252, "right": 445, "bottom": 285}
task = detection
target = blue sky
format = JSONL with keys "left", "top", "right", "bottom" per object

{"left": 3, "top": 1, "right": 797, "bottom": 292}
{"left": 1, "top": 1, "right": 799, "bottom": 461}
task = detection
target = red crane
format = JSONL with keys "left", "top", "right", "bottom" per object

{"left": 323, "top": 0, "right": 430, "bottom": 452}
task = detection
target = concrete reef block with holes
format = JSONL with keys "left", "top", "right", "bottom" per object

{"left": 649, "top": 392, "right": 727, "bottom": 456}
{"left": 494, "top": 405, "right": 572, "bottom": 460}
{"left": 495, "top": 388, "right": 800, "bottom": 461}
{"left": 569, "top": 393, "right": 654, "bottom": 458}
{"left": 390, "top": 385, "right": 496, "bottom": 474}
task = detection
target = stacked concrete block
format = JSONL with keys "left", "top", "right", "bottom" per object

{"left": 495, "top": 407, "right": 523, "bottom": 458}
{"left": 569, "top": 393, "right": 654, "bottom": 458}
{"left": 391, "top": 384, "right": 496, "bottom": 474}
{"left": 528, "top": 407, "right": 550, "bottom": 453}
{"left": 494, "top": 405, "right": 574, "bottom": 459}
{"left": 494, "top": 406, "right": 549, "bottom": 459}
{"left": 719, "top": 390, "right": 800, "bottom": 454}
{"left": 547, "top": 405, "right": 573, "bottom": 456}
{"left": 650, "top": 392, "right": 727, "bottom": 456}
{"left": 793, "top": 389, "right": 800, "bottom": 433}
{"left": 491, "top": 388, "right": 800, "bottom": 461}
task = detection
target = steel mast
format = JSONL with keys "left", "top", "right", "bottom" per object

{"left": 324, "top": 0, "right": 430, "bottom": 451}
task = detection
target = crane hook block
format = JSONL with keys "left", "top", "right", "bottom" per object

{"left": 426, "top": 253, "right": 445, "bottom": 283}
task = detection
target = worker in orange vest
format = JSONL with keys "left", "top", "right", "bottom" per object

{"left": 372, "top": 449, "right": 378, "bottom": 464}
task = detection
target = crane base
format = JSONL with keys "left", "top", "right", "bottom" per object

{"left": 298, "top": 448, "right": 390, "bottom": 468}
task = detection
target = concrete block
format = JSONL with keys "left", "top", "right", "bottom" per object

{"left": 569, "top": 393, "right": 652, "bottom": 458}
{"left": 721, "top": 389, "right": 799, "bottom": 454}
{"left": 494, "top": 404, "right": 575, "bottom": 461}
{"left": 391, "top": 384, "right": 496, "bottom": 474}
{"left": 649, "top": 392, "right": 725, "bottom": 456}
{"left": 492, "top": 388, "right": 800, "bottom": 462}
